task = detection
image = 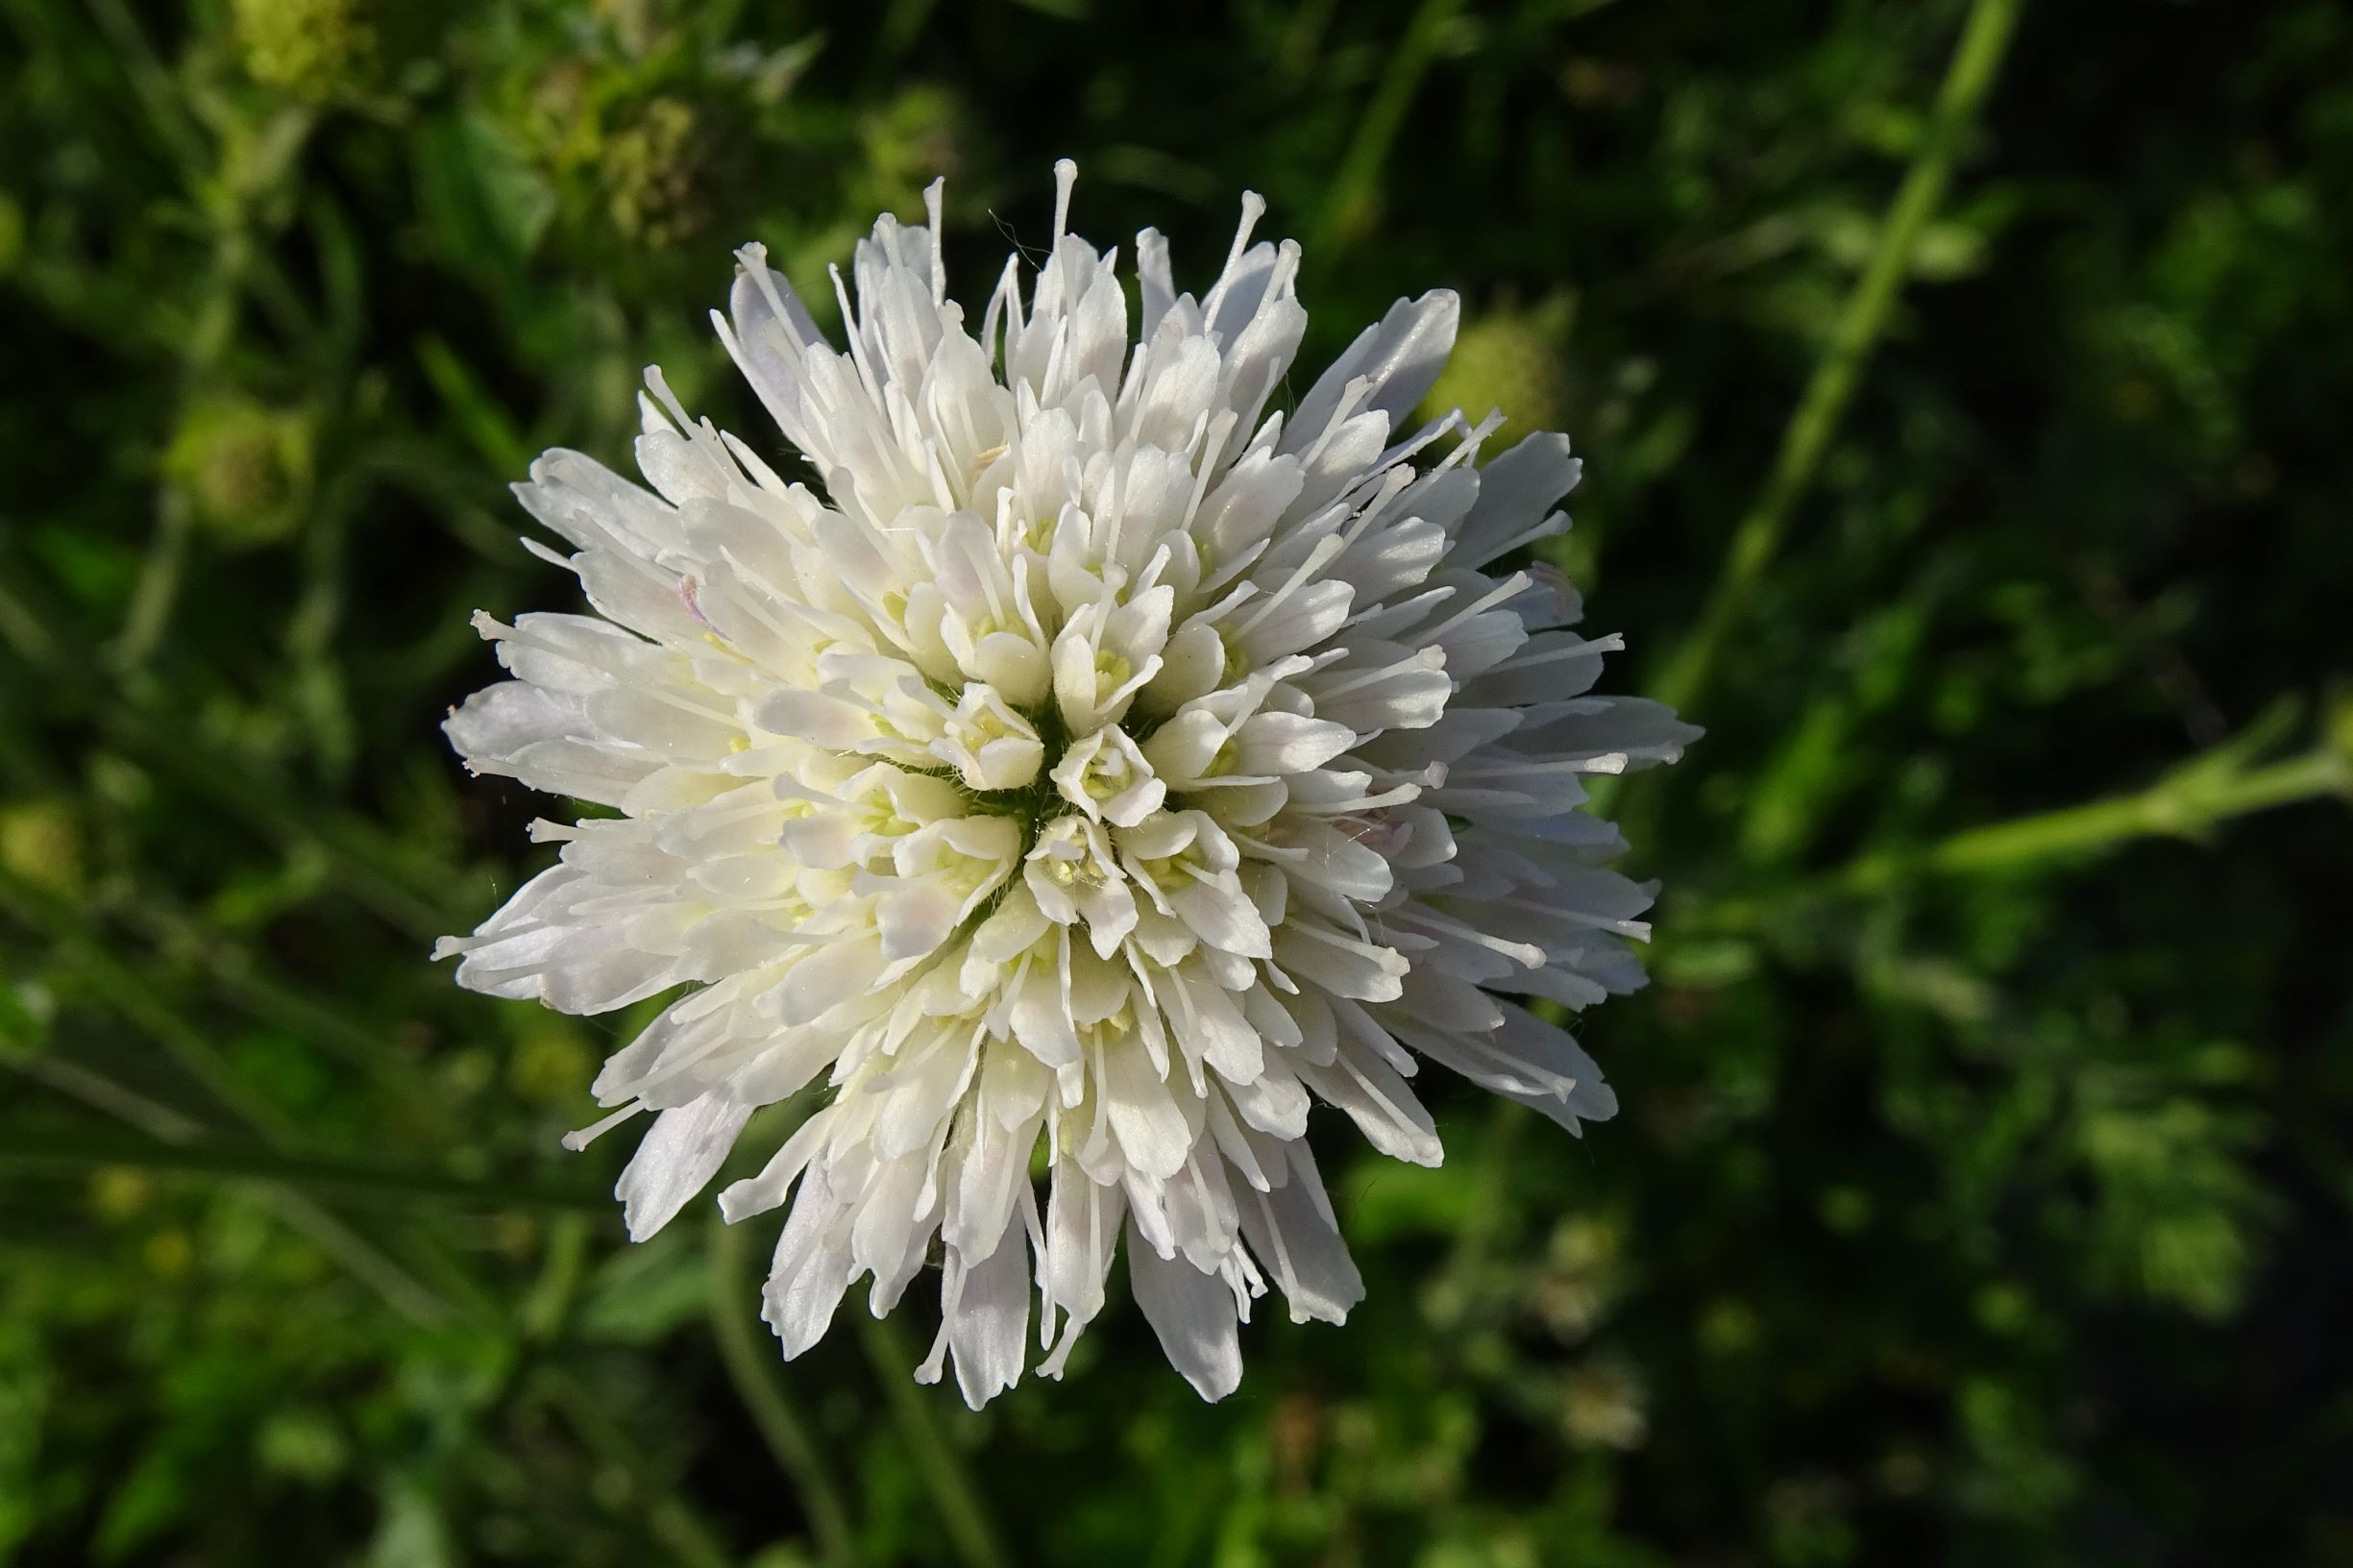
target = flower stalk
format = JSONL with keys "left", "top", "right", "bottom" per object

{"left": 1632, "top": 0, "right": 2031, "bottom": 736}
{"left": 708, "top": 1213, "right": 860, "bottom": 1568}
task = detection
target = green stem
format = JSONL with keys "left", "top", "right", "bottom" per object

{"left": 1836, "top": 747, "right": 2344, "bottom": 894}
{"left": 0, "top": 453, "right": 462, "bottom": 945}
{"left": 519, "top": 1213, "right": 593, "bottom": 1342}
{"left": 1, "top": 1053, "right": 454, "bottom": 1325}
{"left": 417, "top": 335, "right": 539, "bottom": 478}
{"left": 284, "top": 465, "right": 360, "bottom": 779}
{"left": 1636, "top": 0, "right": 2029, "bottom": 731}
{"left": 0, "top": 545, "right": 59, "bottom": 667}
{"left": 1692, "top": 743, "right": 2345, "bottom": 933}
{"left": 98, "top": 701, "right": 464, "bottom": 940}
{"left": 2, "top": 1049, "right": 196, "bottom": 1139}
{"left": 0, "top": 1128, "right": 608, "bottom": 1213}
{"left": 856, "top": 1313, "right": 1010, "bottom": 1568}
{"left": 539, "top": 1370, "right": 737, "bottom": 1568}
{"left": 1425, "top": 1097, "right": 1529, "bottom": 1334}
{"left": 110, "top": 487, "right": 195, "bottom": 674}
{"left": 1, "top": 866, "right": 297, "bottom": 1141}
{"left": 707, "top": 1215, "right": 860, "bottom": 1568}
{"left": 0, "top": 869, "right": 464, "bottom": 1323}
{"left": 80, "top": 0, "right": 208, "bottom": 183}
{"left": 126, "top": 896, "right": 445, "bottom": 1118}
{"left": 1313, "top": 0, "right": 1464, "bottom": 252}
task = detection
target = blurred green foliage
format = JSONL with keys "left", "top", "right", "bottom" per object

{"left": 5, "top": 0, "right": 2353, "bottom": 1563}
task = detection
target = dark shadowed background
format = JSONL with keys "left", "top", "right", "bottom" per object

{"left": 4, "top": 0, "right": 2351, "bottom": 1562}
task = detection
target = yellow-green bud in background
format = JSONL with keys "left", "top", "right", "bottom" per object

{"left": 232, "top": 0, "right": 377, "bottom": 101}
{"left": 87, "top": 1167, "right": 153, "bottom": 1222}
{"left": 601, "top": 96, "right": 710, "bottom": 251}
{"left": 2327, "top": 684, "right": 2353, "bottom": 796}
{"left": 1533, "top": 1214, "right": 1624, "bottom": 1341}
{"left": 163, "top": 393, "right": 314, "bottom": 550}
{"left": 1559, "top": 1359, "right": 1649, "bottom": 1451}
{"left": 0, "top": 798, "right": 82, "bottom": 894}
{"left": 1423, "top": 295, "right": 1578, "bottom": 435}
{"left": 507, "top": 1019, "right": 594, "bottom": 1109}
{"left": 851, "top": 86, "right": 968, "bottom": 223}
{"left": 0, "top": 191, "right": 23, "bottom": 280}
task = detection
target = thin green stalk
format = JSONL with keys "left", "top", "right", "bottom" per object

{"left": 1638, "top": 0, "right": 2029, "bottom": 731}
{"left": 110, "top": 487, "right": 195, "bottom": 674}
{"left": 0, "top": 870, "right": 462, "bottom": 1322}
{"left": 1276, "top": 0, "right": 1343, "bottom": 90}
{"left": 1835, "top": 747, "right": 2345, "bottom": 894}
{"left": 2, "top": 878, "right": 525, "bottom": 1334}
{"left": 538, "top": 1370, "right": 736, "bottom": 1568}
{"left": 1313, "top": 0, "right": 1464, "bottom": 252}
{"left": 97, "top": 701, "right": 463, "bottom": 938}
{"left": 1, "top": 875, "right": 474, "bottom": 1208}
{"left": 125, "top": 896, "right": 445, "bottom": 1117}
{"left": 519, "top": 1213, "right": 593, "bottom": 1342}
{"left": 2, "top": 1050, "right": 192, "bottom": 1137}
{"left": 708, "top": 1214, "right": 859, "bottom": 1568}
{"left": 79, "top": 0, "right": 208, "bottom": 183}
{"left": 284, "top": 463, "right": 362, "bottom": 779}
{"left": 872, "top": 0, "right": 940, "bottom": 74}
{"left": 0, "top": 547, "right": 57, "bottom": 667}
{"left": 856, "top": 1312, "right": 1010, "bottom": 1568}
{"left": 417, "top": 336, "right": 539, "bottom": 478}
{"left": 1, "top": 866, "right": 296, "bottom": 1141}
{"left": 1693, "top": 742, "right": 2346, "bottom": 933}
{"left": 0, "top": 1128, "right": 608, "bottom": 1213}
{"left": 1, "top": 1052, "right": 454, "bottom": 1325}
{"left": 0, "top": 547, "right": 461, "bottom": 939}
{"left": 244, "top": 1188, "right": 459, "bottom": 1326}
{"left": 1424, "top": 1097, "right": 1529, "bottom": 1334}
{"left": 92, "top": 3, "right": 284, "bottom": 673}
{"left": 358, "top": 441, "right": 530, "bottom": 561}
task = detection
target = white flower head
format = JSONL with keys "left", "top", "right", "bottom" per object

{"left": 438, "top": 162, "right": 1698, "bottom": 1407}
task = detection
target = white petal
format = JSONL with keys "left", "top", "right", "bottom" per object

{"left": 1101, "top": 1037, "right": 1194, "bottom": 1181}
{"left": 1238, "top": 1144, "right": 1363, "bottom": 1325}
{"left": 1285, "top": 289, "right": 1459, "bottom": 453}
{"left": 617, "top": 1091, "right": 754, "bottom": 1240}
{"left": 1127, "top": 1218, "right": 1243, "bottom": 1402}
{"left": 947, "top": 1228, "right": 1033, "bottom": 1409}
{"left": 762, "top": 1171, "right": 854, "bottom": 1358}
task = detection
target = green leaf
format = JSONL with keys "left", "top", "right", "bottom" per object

{"left": 413, "top": 109, "right": 555, "bottom": 284}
